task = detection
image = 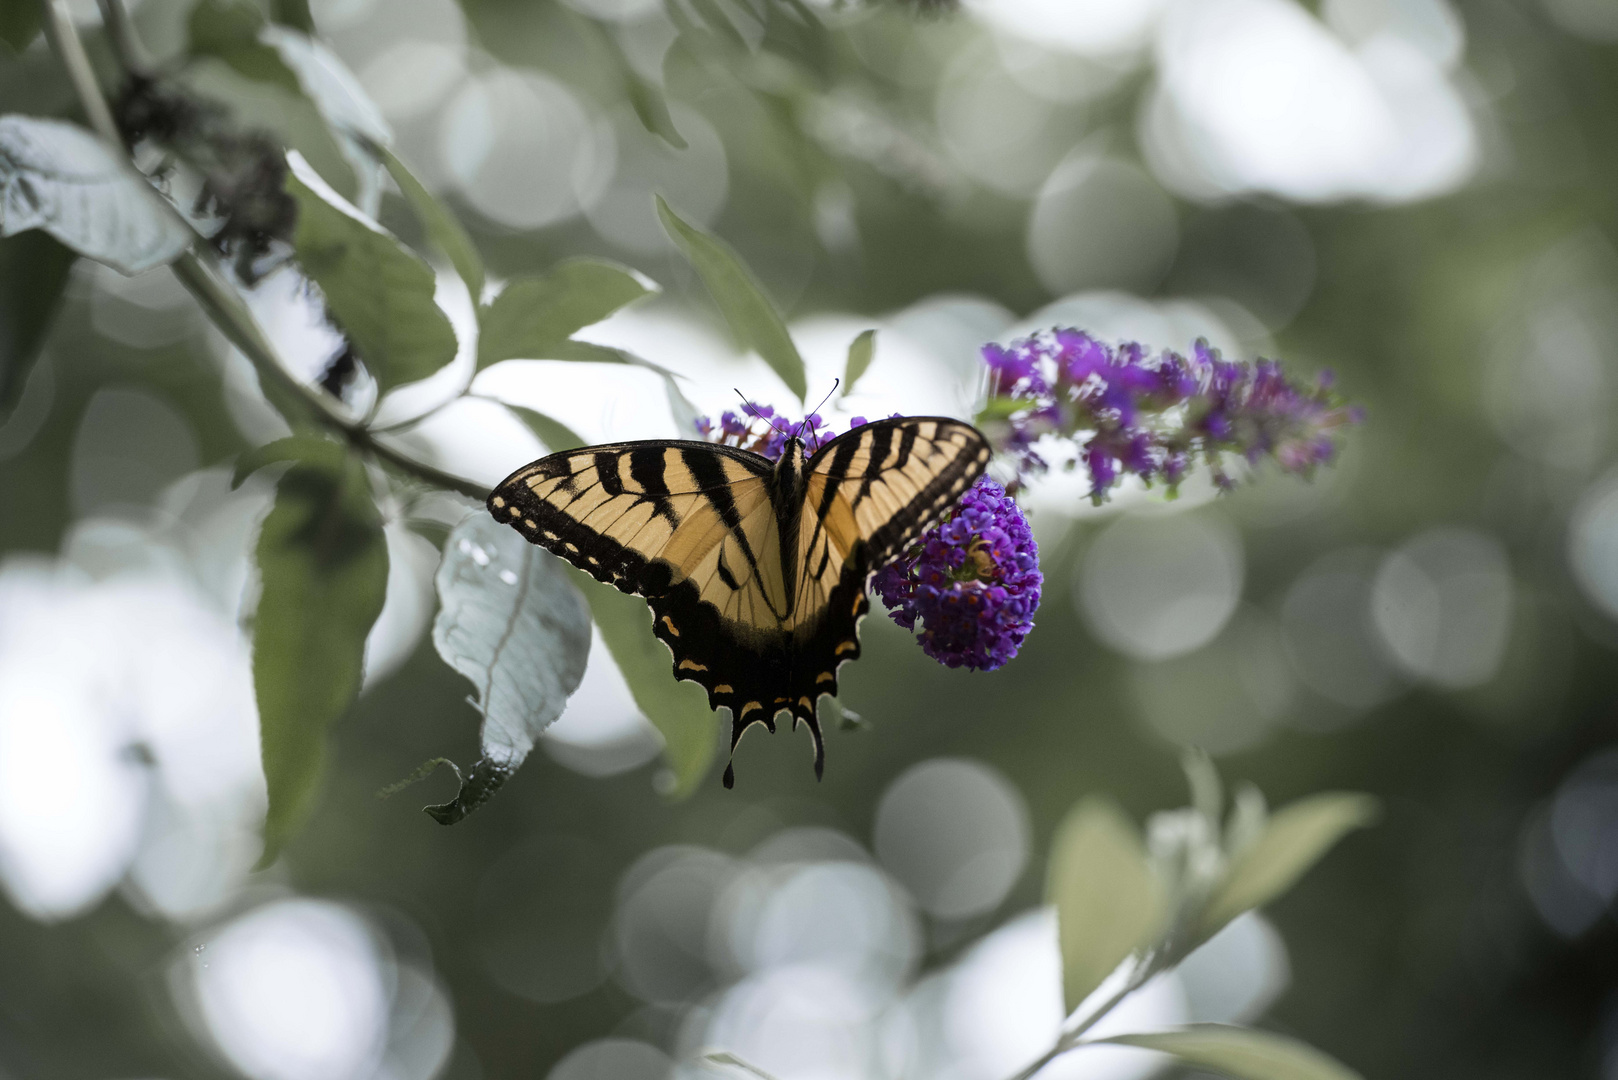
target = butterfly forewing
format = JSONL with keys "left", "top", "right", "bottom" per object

{"left": 488, "top": 418, "right": 991, "bottom": 787}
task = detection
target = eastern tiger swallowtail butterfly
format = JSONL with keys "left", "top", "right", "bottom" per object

{"left": 487, "top": 416, "right": 992, "bottom": 786}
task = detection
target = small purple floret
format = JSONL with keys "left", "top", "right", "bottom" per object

{"left": 872, "top": 476, "right": 1041, "bottom": 672}
{"left": 693, "top": 404, "right": 840, "bottom": 459}
{"left": 980, "top": 329, "right": 1361, "bottom": 503}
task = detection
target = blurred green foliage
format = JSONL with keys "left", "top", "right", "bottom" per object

{"left": 2, "top": 0, "right": 1618, "bottom": 1078}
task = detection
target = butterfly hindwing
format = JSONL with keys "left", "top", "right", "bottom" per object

{"left": 489, "top": 440, "right": 803, "bottom": 754}
{"left": 781, "top": 417, "right": 993, "bottom": 761}
{"left": 488, "top": 418, "right": 991, "bottom": 787}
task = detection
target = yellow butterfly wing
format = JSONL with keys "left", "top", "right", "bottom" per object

{"left": 488, "top": 417, "right": 991, "bottom": 787}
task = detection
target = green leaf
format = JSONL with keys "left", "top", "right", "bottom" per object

{"left": 1047, "top": 795, "right": 1164, "bottom": 1014}
{"left": 1102, "top": 1025, "right": 1365, "bottom": 1080}
{"left": 569, "top": 569, "right": 718, "bottom": 797}
{"left": 427, "top": 512, "right": 592, "bottom": 824}
{"left": 561, "top": 8, "right": 687, "bottom": 150}
{"left": 503, "top": 403, "right": 586, "bottom": 453}
{"left": 655, "top": 194, "right": 807, "bottom": 401}
{"left": 252, "top": 449, "right": 389, "bottom": 864}
{"left": 379, "top": 145, "right": 484, "bottom": 302}
{"left": 627, "top": 72, "right": 689, "bottom": 150}
{"left": 285, "top": 156, "right": 458, "bottom": 394}
{"left": 0, "top": 3, "right": 41, "bottom": 53}
{"left": 0, "top": 115, "right": 193, "bottom": 274}
{"left": 260, "top": 27, "right": 391, "bottom": 148}
{"left": 187, "top": 0, "right": 304, "bottom": 96}
{"left": 702, "top": 1052, "right": 784, "bottom": 1080}
{"left": 0, "top": 230, "right": 73, "bottom": 420}
{"left": 1197, "top": 793, "right": 1379, "bottom": 940}
{"left": 260, "top": 27, "right": 391, "bottom": 215}
{"left": 476, "top": 259, "right": 654, "bottom": 371}
{"left": 843, "top": 328, "right": 876, "bottom": 395}
{"left": 233, "top": 433, "right": 344, "bottom": 487}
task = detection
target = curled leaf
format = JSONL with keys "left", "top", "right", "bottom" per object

{"left": 428, "top": 513, "right": 592, "bottom": 823}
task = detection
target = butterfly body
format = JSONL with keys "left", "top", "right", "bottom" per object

{"left": 487, "top": 417, "right": 991, "bottom": 786}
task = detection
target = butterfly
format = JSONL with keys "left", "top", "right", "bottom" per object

{"left": 487, "top": 416, "right": 991, "bottom": 786}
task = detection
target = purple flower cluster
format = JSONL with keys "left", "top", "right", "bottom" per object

{"left": 694, "top": 404, "right": 840, "bottom": 459}
{"left": 980, "top": 329, "right": 1362, "bottom": 503}
{"left": 872, "top": 476, "right": 1042, "bottom": 671}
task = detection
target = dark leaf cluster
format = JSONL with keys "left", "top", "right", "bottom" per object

{"left": 114, "top": 75, "right": 294, "bottom": 282}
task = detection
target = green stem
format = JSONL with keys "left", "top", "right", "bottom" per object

{"left": 42, "top": 0, "right": 491, "bottom": 505}
{"left": 39, "top": 0, "right": 119, "bottom": 141}
{"left": 92, "top": 0, "right": 152, "bottom": 77}
{"left": 999, "top": 955, "right": 1163, "bottom": 1080}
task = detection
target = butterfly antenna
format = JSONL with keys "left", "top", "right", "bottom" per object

{"left": 734, "top": 388, "right": 793, "bottom": 438}
{"left": 794, "top": 380, "right": 841, "bottom": 447}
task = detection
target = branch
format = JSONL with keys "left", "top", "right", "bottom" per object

{"left": 40, "top": 0, "right": 491, "bottom": 505}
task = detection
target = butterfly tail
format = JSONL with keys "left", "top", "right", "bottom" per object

{"left": 722, "top": 704, "right": 779, "bottom": 789}
{"left": 789, "top": 704, "right": 826, "bottom": 781}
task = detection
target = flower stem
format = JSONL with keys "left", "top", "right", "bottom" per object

{"left": 40, "top": 0, "right": 491, "bottom": 504}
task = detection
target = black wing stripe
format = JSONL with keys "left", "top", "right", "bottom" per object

{"left": 891, "top": 423, "right": 920, "bottom": 474}
{"left": 850, "top": 423, "right": 895, "bottom": 511}
{"left": 800, "top": 433, "right": 865, "bottom": 586}
{"left": 682, "top": 447, "right": 769, "bottom": 586}
{"left": 595, "top": 452, "right": 626, "bottom": 497}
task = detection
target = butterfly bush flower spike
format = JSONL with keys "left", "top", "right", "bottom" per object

{"left": 872, "top": 477, "right": 1041, "bottom": 671}
{"left": 981, "top": 329, "right": 1362, "bottom": 502}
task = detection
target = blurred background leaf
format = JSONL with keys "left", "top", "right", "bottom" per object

{"left": 380, "top": 142, "right": 485, "bottom": 300}
{"left": 1047, "top": 794, "right": 1162, "bottom": 1013}
{"left": 842, "top": 328, "right": 877, "bottom": 398}
{"left": 1105, "top": 1025, "right": 1365, "bottom": 1080}
{"left": 5, "top": 0, "right": 1618, "bottom": 1076}
{"left": 188, "top": 0, "right": 304, "bottom": 95}
{"left": 1198, "top": 793, "right": 1381, "bottom": 942}
{"left": 0, "top": 231, "right": 74, "bottom": 419}
{"left": 657, "top": 194, "right": 809, "bottom": 401}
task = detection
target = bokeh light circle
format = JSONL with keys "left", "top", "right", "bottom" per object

{"left": 872, "top": 758, "right": 1031, "bottom": 920}
{"left": 1076, "top": 511, "right": 1244, "bottom": 661}
{"left": 188, "top": 900, "right": 391, "bottom": 1080}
